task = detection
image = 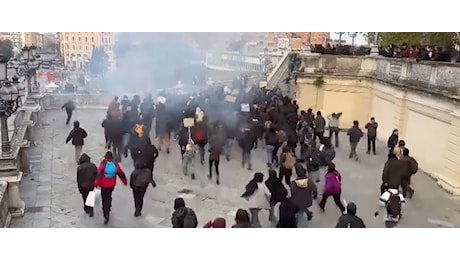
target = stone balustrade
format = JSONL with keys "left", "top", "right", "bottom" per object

{"left": 205, "top": 51, "right": 281, "bottom": 73}
{"left": 0, "top": 109, "right": 35, "bottom": 228}
{"left": 299, "top": 54, "right": 460, "bottom": 98}
{"left": 266, "top": 52, "right": 291, "bottom": 91}
{"left": 42, "top": 94, "right": 112, "bottom": 110}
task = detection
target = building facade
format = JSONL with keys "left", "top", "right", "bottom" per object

{"left": 9, "top": 32, "right": 25, "bottom": 51}
{"left": 58, "top": 32, "right": 115, "bottom": 71}
{"left": 24, "top": 32, "right": 44, "bottom": 49}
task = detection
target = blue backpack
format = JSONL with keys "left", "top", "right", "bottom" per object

{"left": 104, "top": 162, "right": 117, "bottom": 179}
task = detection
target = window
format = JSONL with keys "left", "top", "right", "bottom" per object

{"left": 79, "top": 37, "right": 81, "bottom": 41}
{"left": 92, "top": 37, "right": 94, "bottom": 42}
{"left": 79, "top": 46, "right": 82, "bottom": 50}
{"left": 66, "top": 44, "right": 69, "bottom": 49}
{"left": 73, "top": 45, "right": 75, "bottom": 50}
{"left": 85, "top": 37, "right": 88, "bottom": 42}
{"left": 72, "top": 37, "right": 75, "bottom": 41}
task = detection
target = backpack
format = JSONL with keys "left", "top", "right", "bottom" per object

{"left": 408, "top": 157, "right": 418, "bottom": 175}
{"left": 284, "top": 152, "right": 296, "bottom": 169}
{"left": 134, "top": 124, "right": 144, "bottom": 138}
{"left": 182, "top": 208, "right": 198, "bottom": 228}
{"left": 320, "top": 147, "right": 336, "bottom": 166}
{"left": 104, "top": 162, "right": 117, "bottom": 179}
{"left": 196, "top": 128, "right": 205, "bottom": 142}
{"left": 386, "top": 191, "right": 401, "bottom": 220}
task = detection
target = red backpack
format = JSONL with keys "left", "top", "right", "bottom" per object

{"left": 196, "top": 128, "right": 205, "bottom": 141}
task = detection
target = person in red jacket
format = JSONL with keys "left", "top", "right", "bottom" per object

{"left": 95, "top": 151, "right": 127, "bottom": 225}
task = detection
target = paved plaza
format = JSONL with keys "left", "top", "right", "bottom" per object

{"left": 10, "top": 109, "right": 460, "bottom": 228}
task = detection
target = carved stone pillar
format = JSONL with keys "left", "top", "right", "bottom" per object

{"left": 0, "top": 172, "right": 25, "bottom": 218}
{"left": 19, "top": 148, "right": 31, "bottom": 176}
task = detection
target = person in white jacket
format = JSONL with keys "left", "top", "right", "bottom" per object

{"left": 241, "top": 172, "right": 271, "bottom": 228}
{"left": 374, "top": 188, "right": 405, "bottom": 228}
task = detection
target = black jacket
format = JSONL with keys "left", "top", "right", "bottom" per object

{"left": 265, "top": 177, "right": 287, "bottom": 205}
{"left": 76, "top": 153, "right": 97, "bottom": 190}
{"left": 382, "top": 156, "right": 407, "bottom": 189}
{"left": 66, "top": 127, "right": 88, "bottom": 146}
{"left": 139, "top": 143, "right": 159, "bottom": 169}
{"left": 335, "top": 214, "right": 366, "bottom": 228}
{"left": 277, "top": 199, "right": 299, "bottom": 228}
{"left": 238, "top": 131, "right": 256, "bottom": 152}
{"left": 102, "top": 118, "right": 125, "bottom": 143}
{"left": 130, "top": 167, "right": 154, "bottom": 188}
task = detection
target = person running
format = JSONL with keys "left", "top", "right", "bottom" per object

{"left": 65, "top": 121, "right": 88, "bottom": 164}
{"left": 279, "top": 146, "right": 296, "bottom": 186}
{"left": 375, "top": 188, "right": 405, "bottom": 228}
{"left": 130, "top": 160, "right": 156, "bottom": 217}
{"left": 171, "top": 198, "right": 198, "bottom": 228}
{"left": 95, "top": 151, "right": 127, "bottom": 225}
{"left": 62, "top": 99, "right": 76, "bottom": 125}
{"left": 241, "top": 172, "right": 270, "bottom": 228}
{"left": 76, "top": 153, "right": 97, "bottom": 217}
{"left": 208, "top": 143, "right": 222, "bottom": 185}
{"left": 335, "top": 202, "right": 366, "bottom": 228}
{"left": 318, "top": 163, "right": 346, "bottom": 213}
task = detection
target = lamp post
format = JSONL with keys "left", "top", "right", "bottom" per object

{"left": 9, "top": 45, "right": 42, "bottom": 100}
{"left": 0, "top": 54, "right": 23, "bottom": 155}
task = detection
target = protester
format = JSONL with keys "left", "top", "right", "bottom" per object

{"left": 203, "top": 218, "right": 226, "bottom": 228}
{"left": 102, "top": 115, "right": 125, "bottom": 162}
{"left": 381, "top": 153, "right": 407, "bottom": 194}
{"left": 130, "top": 160, "right": 156, "bottom": 217}
{"left": 335, "top": 202, "right": 366, "bottom": 228}
{"left": 76, "top": 153, "right": 97, "bottom": 217}
{"left": 65, "top": 121, "right": 88, "bottom": 164}
{"left": 347, "top": 120, "right": 364, "bottom": 161}
{"left": 313, "top": 111, "right": 326, "bottom": 142}
{"left": 238, "top": 127, "right": 255, "bottom": 170}
{"left": 95, "top": 151, "right": 127, "bottom": 225}
{"left": 375, "top": 188, "right": 405, "bottom": 228}
{"left": 327, "top": 112, "right": 342, "bottom": 147}
{"left": 139, "top": 138, "right": 159, "bottom": 177}
{"left": 241, "top": 172, "right": 270, "bottom": 228}
{"left": 171, "top": 197, "right": 198, "bottom": 228}
{"left": 279, "top": 146, "right": 296, "bottom": 186}
{"left": 387, "top": 129, "right": 399, "bottom": 156}
{"left": 232, "top": 209, "right": 252, "bottom": 228}
{"left": 208, "top": 142, "right": 222, "bottom": 185}
{"left": 182, "top": 142, "right": 196, "bottom": 179}
{"left": 399, "top": 148, "right": 418, "bottom": 198}
{"left": 140, "top": 95, "right": 155, "bottom": 136}
{"left": 318, "top": 163, "right": 346, "bottom": 213}
{"left": 62, "top": 99, "right": 76, "bottom": 125}
{"left": 365, "top": 117, "right": 378, "bottom": 155}
{"left": 277, "top": 197, "right": 299, "bottom": 228}
{"left": 290, "top": 163, "right": 317, "bottom": 227}
{"left": 265, "top": 169, "right": 287, "bottom": 222}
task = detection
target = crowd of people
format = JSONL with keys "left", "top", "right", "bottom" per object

{"left": 64, "top": 73, "right": 419, "bottom": 228}
{"left": 380, "top": 43, "right": 458, "bottom": 62}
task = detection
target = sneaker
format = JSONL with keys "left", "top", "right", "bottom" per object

{"left": 191, "top": 173, "right": 195, "bottom": 180}
{"left": 167, "top": 148, "right": 170, "bottom": 154}
{"left": 226, "top": 155, "right": 230, "bottom": 162}
{"left": 134, "top": 211, "right": 141, "bottom": 217}
{"left": 216, "top": 179, "right": 220, "bottom": 185}
{"left": 104, "top": 217, "right": 109, "bottom": 225}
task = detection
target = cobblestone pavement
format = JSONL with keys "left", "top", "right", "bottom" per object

{"left": 10, "top": 109, "right": 460, "bottom": 228}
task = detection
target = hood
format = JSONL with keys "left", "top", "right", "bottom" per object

{"left": 79, "top": 153, "right": 91, "bottom": 165}
{"left": 294, "top": 163, "right": 307, "bottom": 178}
{"left": 295, "top": 178, "right": 309, "bottom": 188}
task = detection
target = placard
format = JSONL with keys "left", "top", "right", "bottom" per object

{"left": 241, "top": 103, "right": 250, "bottom": 112}
{"left": 225, "top": 95, "right": 237, "bottom": 103}
{"left": 183, "top": 118, "right": 195, "bottom": 128}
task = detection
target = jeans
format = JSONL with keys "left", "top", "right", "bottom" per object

{"left": 182, "top": 156, "right": 194, "bottom": 175}
{"left": 329, "top": 127, "right": 339, "bottom": 147}
{"left": 318, "top": 192, "right": 345, "bottom": 213}
{"left": 209, "top": 160, "right": 220, "bottom": 179}
{"left": 266, "top": 145, "right": 275, "bottom": 165}
{"left": 367, "top": 135, "right": 376, "bottom": 153}
{"left": 199, "top": 145, "right": 205, "bottom": 163}
{"left": 112, "top": 141, "right": 123, "bottom": 163}
{"left": 74, "top": 145, "right": 83, "bottom": 163}
{"left": 242, "top": 150, "right": 252, "bottom": 169}
{"left": 101, "top": 188, "right": 114, "bottom": 219}
{"left": 132, "top": 186, "right": 147, "bottom": 214}
{"left": 79, "top": 188, "right": 93, "bottom": 215}
{"left": 65, "top": 110, "right": 72, "bottom": 125}
{"left": 349, "top": 142, "right": 358, "bottom": 159}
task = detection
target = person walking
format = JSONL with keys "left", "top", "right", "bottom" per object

{"left": 208, "top": 143, "right": 222, "bottom": 185}
{"left": 365, "top": 117, "right": 378, "bottom": 155}
{"left": 76, "top": 153, "right": 97, "bottom": 217}
{"left": 313, "top": 111, "right": 326, "bottom": 143}
{"left": 318, "top": 163, "right": 346, "bottom": 213}
{"left": 290, "top": 163, "right": 317, "bottom": 227}
{"left": 241, "top": 172, "right": 270, "bottom": 228}
{"left": 279, "top": 146, "right": 296, "bottom": 186}
{"left": 346, "top": 120, "right": 364, "bottom": 161}
{"left": 265, "top": 169, "right": 287, "bottom": 223}
{"left": 238, "top": 128, "right": 255, "bottom": 170}
{"left": 232, "top": 209, "right": 252, "bottom": 228}
{"left": 327, "top": 112, "right": 342, "bottom": 147}
{"left": 335, "top": 202, "right": 366, "bottom": 228}
{"left": 171, "top": 197, "right": 198, "bottom": 228}
{"left": 129, "top": 160, "right": 156, "bottom": 217}
{"left": 387, "top": 129, "right": 399, "bottom": 156}
{"left": 139, "top": 138, "right": 159, "bottom": 178}
{"left": 62, "top": 99, "right": 76, "bottom": 125}
{"left": 65, "top": 121, "right": 88, "bottom": 164}
{"left": 400, "top": 148, "right": 418, "bottom": 198}
{"left": 95, "top": 151, "right": 127, "bottom": 225}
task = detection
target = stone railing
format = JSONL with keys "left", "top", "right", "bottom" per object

{"left": 0, "top": 181, "right": 10, "bottom": 228}
{"left": 299, "top": 54, "right": 460, "bottom": 98}
{"left": 205, "top": 51, "right": 282, "bottom": 73}
{"left": 0, "top": 109, "right": 35, "bottom": 228}
{"left": 266, "top": 52, "right": 290, "bottom": 90}
{"left": 42, "top": 94, "right": 111, "bottom": 110}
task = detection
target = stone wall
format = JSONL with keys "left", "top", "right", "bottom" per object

{"left": 295, "top": 53, "right": 460, "bottom": 195}
{"left": 42, "top": 94, "right": 112, "bottom": 110}
{"left": 299, "top": 54, "right": 460, "bottom": 98}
